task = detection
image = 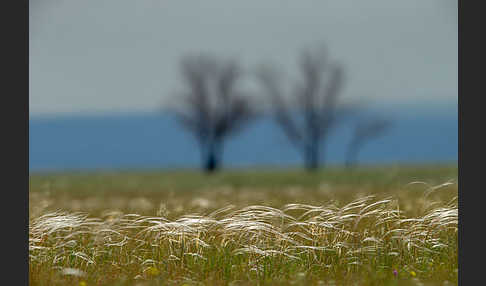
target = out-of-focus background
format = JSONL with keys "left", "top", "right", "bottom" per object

{"left": 29, "top": 0, "right": 457, "bottom": 171}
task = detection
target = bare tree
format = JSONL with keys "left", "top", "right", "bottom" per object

{"left": 345, "top": 118, "right": 393, "bottom": 168}
{"left": 257, "top": 47, "right": 355, "bottom": 171}
{"left": 173, "top": 54, "right": 254, "bottom": 173}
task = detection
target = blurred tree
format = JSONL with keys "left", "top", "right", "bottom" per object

{"left": 257, "top": 47, "right": 356, "bottom": 171}
{"left": 345, "top": 118, "right": 393, "bottom": 168}
{"left": 173, "top": 54, "right": 255, "bottom": 173}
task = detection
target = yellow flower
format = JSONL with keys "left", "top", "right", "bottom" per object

{"left": 147, "top": 266, "right": 160, "bottom": 276}
{"left": 79, "top": 281, "right": 87, "bottom": 286}
{"left": 410, "top": 271, "right": 416, "bottom": 277}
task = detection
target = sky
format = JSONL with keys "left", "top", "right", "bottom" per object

{"left": 29, "top": 0, "right": 457, "bottom": 116}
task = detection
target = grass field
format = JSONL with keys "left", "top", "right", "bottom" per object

{"left": 29, "top": 165, "right": 458, "bottom": 286}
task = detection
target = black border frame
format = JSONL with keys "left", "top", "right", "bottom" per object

{"left": 3, "top": 0, "right": 29, "bottom": 284}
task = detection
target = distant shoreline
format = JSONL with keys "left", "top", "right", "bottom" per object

{"left": 29, "top": 109, "right": 457, "bottom": 172}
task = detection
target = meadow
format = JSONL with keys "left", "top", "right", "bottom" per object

{"left": 29, "top": 165, "right": 458, "bottom": 286}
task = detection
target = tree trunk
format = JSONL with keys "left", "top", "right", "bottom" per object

{"left": 203, "top": 140, "right": 221, "bottom": 173}
{"left": 345, "top": 140, "right": 360, "bottom": 168}
{"left": 304, "top": 141, "right": 319, "bottom": 171}
{"left": 204, "top": 151, "right": 218, "bottom": 173}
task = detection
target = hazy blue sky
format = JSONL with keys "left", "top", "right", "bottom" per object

{"left": 29, "top": 0, "right": 457, "bottom": 116}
